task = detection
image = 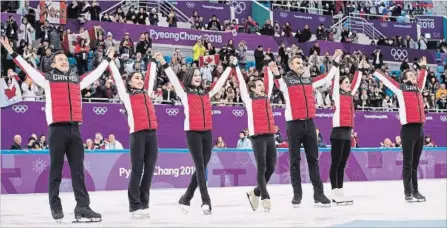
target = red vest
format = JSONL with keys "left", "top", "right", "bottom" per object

{"left": 282, "top": 75, "right": 316, "bottom": 120}
{"left": 247, "top": 96, "right": 276, "bottom": 136}
{"left": 185, "top": 90, "right": 212, "bottom": 131}
{"left": 46, "top": 69, "right": 83, "bottom": 124}
{"left": 332, "top": 91, "right": 354, "bottom": 128}
{"left": 400, "top": 83, "right": 425, "bottom": 124}
{"left": 128, "top": 90, "right": 158, "bottom": 133}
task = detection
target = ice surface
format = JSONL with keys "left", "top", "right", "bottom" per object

{"left": 1, "top": 179, "right": 446, "bottom": 227}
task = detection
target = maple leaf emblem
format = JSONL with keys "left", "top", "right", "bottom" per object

{"left": 5, "top": 86, "right": 16, "bottom": 99}
{"left": 205, "top": 56, "right": 213, "bottom": 63}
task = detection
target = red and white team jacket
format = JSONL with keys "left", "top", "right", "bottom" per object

{"left": 373, "top": 69, "right": 427, "bottom": 125}
{"left": 109, "top": 61, "right": 158, "bottom": 133}
{"left": 235, "top": 66, "right": 276, "bottom": 136}
{"left": 163, "top": 63, "right": 232, "bottom": 131}
{"left": 12, "top": 52, "right": 110, "bottom": 125}
{"left": 331, "top": 70, "right": 362, "bottom": 128}
{"left": 277, "top": 65, "right": 338, "bottom": 121}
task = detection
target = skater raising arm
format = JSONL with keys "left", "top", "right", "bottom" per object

{"left": 109, "top": 60, "right": 131, "bottom": 106}
{"left": 373, "top": 69, "right": 400, "bottom": 94}
{"left": 208, "top": 66, "right": 233, "bottom": 98}
{"left": 349, "top": 62, "right": 364, "bottom": 96}
{"left": 416, "top": 57, "right": 428, "bottom": 90}
{"left": 80, "top": 49, "right": 115, "bottom": 89}
{"left": 2, "top": 37, "right": 47, "bottom": 87}
{"left": 156, "top": 55, "right": 187, "bottom": 100}
{"left": 312, "top": 50, "right": 343, "bottom": 89}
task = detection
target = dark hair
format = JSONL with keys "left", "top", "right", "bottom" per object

{"left": 339, "top": 75, "right": 349, "bottom": 84}
{"left": 51, "top": 50, "right": 65, "bottom": 64}
{"left": 182, "top": 68, "right": 202, "bottom": 89}
{"left": 288, "top": 55, "right": 302, "bottom": 66}
{"left": 126, "top": 71, "right": 144, "bottom": 93}
{"left": 247, "top": 78, "right": 263, "bottom": 94}
{"left": 401, "top": 69, "right": 413, "bottom": 82}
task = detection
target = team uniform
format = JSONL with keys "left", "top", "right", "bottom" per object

{"left": 276, "top": 63, "right": 339, "bottom": 206}
{"left": 329, "top": 69, "right": 362, "bottom": 205}
{"left": 374, "top": 68, "right": 428, "bottom": 202}
{"left": 12, "top": 52, "right": 109, "bottom": 222}
{"left": 234, "top": 66, "right": 277, "bottom": 212}
{"left": 162, "top": 63, "right": 232, "bottom": 214}
{"left": 109, "top": 61, "right": 159, "bottom": 218}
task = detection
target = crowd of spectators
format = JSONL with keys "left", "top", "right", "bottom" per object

{"left": 1, "top": 0, "right": 446, "bottom": 112}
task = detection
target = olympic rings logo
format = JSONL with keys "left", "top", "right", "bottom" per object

{"left": 231, "top": 1, "right": 246, "bottom": 14}
{"left": 380, "top": 22, "right": 388, "bottom": 27}
{"left": 232, "top": 109, "right": 244, "bottom": 117}
{"left": 390, "top": 49, "right": 408, "bottom": 61}
{"left": 166, "top": 108, "right": 179, "bottom": 116}
{"left": 12, "top": 104, "right": 28, "bottom": 113}
{"left": 92, "top": 107, "right": 108, "bottom": 115}
{"left": 280, "top": 12, "right": 288, "bottom": 18}
{"left": 440, "top": 116, "right": 447, "bottom": 122}
{"left": 319, "top": 17, "right": 326, "bottom": 22}
{"left": 186, "top": 2, "right": 195, "bottom": 8}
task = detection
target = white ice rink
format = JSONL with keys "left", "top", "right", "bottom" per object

{"left": 1, "top": 179, "right": 446, "bottom": 227}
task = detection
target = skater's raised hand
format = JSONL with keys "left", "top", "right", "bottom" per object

{"left": 230, "top": 56, "right": 238, "bottom": 66}
{"left": 0, "top": 37, "right": 14, "bottom": 54}
{"left": 358, "top": 60, "right": 368, "bottom": 69}
{"left": 332, "top": 49, "right": 343, "bottom": 63}
{"left": 268, "top": 61, "right": 280, "bottom": 75}
{"left": 107, "top": 47, "right": 115, "bottom": 59}
{"left": 420, "top": 56, "right": 427, "bottom": 67}
{"left": 154, "top": 52, "right": 166, "bottom": 65}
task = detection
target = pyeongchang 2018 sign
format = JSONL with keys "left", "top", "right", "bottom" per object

{"left": 148, "top": 28, "right": 224, "bottom": 44}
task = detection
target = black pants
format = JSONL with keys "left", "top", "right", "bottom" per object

{"left": 128, "top": 130, "right": 159, "bottom": 212}
{"left": 251, "top": 134, "right": 277, "bottom": 200}
{"left": 329, "top": 138, "right": 351, "bottom": 189}
{"left": 286, "top": 119, "right": 324, "bottom": 194}
{"left": 48, "top": 123, "right": 89, "bottom": 211}
{"left": 401, "top": 123, "right": 424, "bottom": 195}
{"left": 184, "top": 131, "right": 213, "bottom": 204}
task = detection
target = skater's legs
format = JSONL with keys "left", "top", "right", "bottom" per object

{"left": 337, "top": 139, "right": 352, "bottom": 189}
{"left": 140, "top": 131, "right": 159, "bottom": 209}
{"left": 66, "top": 125, "right": 90, "bottom": 208}
{"left": 251, "top": 136, "right": 269, "bottom": 199}
{"left": 287, "top": 121, "right": 303, "bottom": 195}
{"left": 411, "top": 131, "right": 424, "bottom": 193}
{"left": 254, "top": 135, "right": 277, "bottom": 199}
{"left": 302, "top": 121, "right": 324, "bottom": 193}
{"left": 48, "top": 125, "right": 69, "bottom": 210}
{"left": 329, "top": 138, "right": 345, "bottom": 189}
{"left": 186, "top": 131, "right": 210, "bottom": 203}
{"left": 401, "top": 125, "right": 416, "bottom": 195}
{"left": 127, "top": 131, "right": 146, "bottom": 212}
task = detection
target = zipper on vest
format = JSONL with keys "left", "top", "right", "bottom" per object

{"left": 265, "top": 99, "right": 271, "bottom": 133}
{"left": 143, "top": 94, "right": 151, "bottom": 129}
{"left": 300, "top": 79, "right": 309, "bottom": 119}
{"left": 416, "top": 91, "right": 422, "bottom": 122}
{"left": 67, "top": 79, "right": 72, "bottom": 121}
{"left": 199, "top": 95, "right": 206, "bottom": 129}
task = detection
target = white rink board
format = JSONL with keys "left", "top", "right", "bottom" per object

{"left": 1, "top": 179, "right": 446, "bottom": 227}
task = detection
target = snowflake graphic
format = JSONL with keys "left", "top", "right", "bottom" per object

{"left": 211, "top": 154, "right": 220, "bottom": 164}
{"left": 236, "top": 151, "right": 251, "bottom": 165}
{"left": 11, "top": 177, "right": 22, "bottom": 188}
{"left": 83, "top": 161, "right": 92, "bottom": 172}
{"left": 32, "top": 158, "right": 47, "bottom": 174}
{"left": 59, "top": 178, "right": 73, "bottom": 192}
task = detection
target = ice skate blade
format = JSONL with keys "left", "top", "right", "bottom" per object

{"left": 263, "top": 208, "right": 271, "bottom": 212}
{"left": 246, "top": 193, "right": 259, "bottom": 211}
{"left": 72, "top": 217, "right": 102, "bottom": 223}
{"left": 292, "top": 203, "right": 300, "bottom": 208}
{"left": 178, "top": 204, "right": 190, "bottom": 215}
{"left": 407, "top": 199, "right": 426, "bottom": 203}
{"left": 314, "top": 202, "right": 331, "bottom": 208}
{"left": 54, "top": 219, "right": 63, "bottom": 224}
{"left": 202, "top": 210, "right": 212, "bottom": 215}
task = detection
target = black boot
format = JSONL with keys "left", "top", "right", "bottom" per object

{"left": 74, "top": 207, "right": 101, "bottom": 222}
{"left": 314, "top": 192, "right": 331, "bottom": 206}
{"left": 51, "top": 208, "right": 64, "bottom": 221}
{"left": 178, "top": 195, "right": 191, "bottom": 214}
{"left": 291, "top": 193, "right": 302, "bottom": 207}
{"left": 412, "top": 192, "right": 426, "bottom": 202}
{"left": 405, "top": 193, "right": 413, "bottom": 202}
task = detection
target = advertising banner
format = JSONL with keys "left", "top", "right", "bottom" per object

{"left": 372, "top": 20, "right": 418, "bottom": 40}
{"left": 176, "top": 1, "right": 231, "bottom": 22}
{"left": 273, "top": 9, "right": 333, "bottom": 31}
{"left": 2, "top": 102, "right": 446, "bottom": 149}
{"left": 416, "top": 16, "right": 445, "bottom": 39}
{"left": 2, "top": 148, "right": 446, "bottom": 194}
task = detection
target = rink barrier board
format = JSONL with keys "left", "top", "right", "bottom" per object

{"left": 1, "top": 148, "right": 446, "bottom": 194}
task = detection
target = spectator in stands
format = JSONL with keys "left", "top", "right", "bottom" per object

{"left": 300, "top": 25, "right": 312, "bottom": 42}
{"left": 93, "top": 132, "right": 105, "bottom": 149}
{"left": 101, "top": 12, "right": 112, "bottom": 22}
{"left": 214, "top": 136, "right": 227, "bottom": 148}
{"left": 351, "top": 131, "right": 359, "bottom": 148}
{"left": 316, "top": 24, "right": 326, "bottom": 40}
{"left": 436, "top": 84, "right": 446, "bottom": 99}
{"left": 282, "top": 22, "right": 293, "bottom": 37}
{"left": 274, "top": 126, "right": 284, "bottom": 146}
{"left": 381, "top": 138, "right": 394, "bottom": 148}
{"left": 10, "top": 135, "right": 22, "bottom": 150}
{"left": 38, "top": 134, "right": 48, "bottom": 149}
{"left": 395, "top": 136, "right": 402, "bottom": 148}
{"left": 137, "top": 7, "right": 148, "bottom": 25}
{"left": 418, "top": 35, "right": 427, "bottom": 50}
{"left": 254, "top": 45, "right": 265, "bottom": 71}
{"left": 437, "top": 94, "right": 447, "bottom": 109}
{"left": 244, "top": 16, "right": 257, "bottom": 34}
{"left": 149, "top": 8, "right": 159, "bottom": 26}
{"left": 67, "top": 0, "right": 80, "bottom": 19}
{"left": 193, "top": 39, "right": 206, "bottom": 64}
{"left": 316, "top": 128, "right": 326, "bottom": 148}
{"left": 166, "top": 8, "right": 177, "bottom": 27}
{"left": 4, "top": 16, "right": 18, "bottom": 48}
{"left": 27, "top": 137, "right": 40, "bottom": 150}
{"left": 105, "top": 134, "right": 123, "bottom": 150}
{"left": 18, "top": 17, "right": 33, "bottom": 45}
{"left": 424, "top": 136, "right": 436, "bottom": 147}
{"left": 126, "top": 6, "right": 137, "bottom": 23}
{"left": 21, "top": 77, "right": 39, "bottom": 101}
{"left": 236, "top": 131, "right": 251, "bottom": 149}
{"left": 207, "top": 15, "right": 221, "bottom": 31}
{"left": 40, "top": 48, "right": 53, "bottom": 73}
{"left": 260, "top": 20, "right": 274, "bottom": 36}
{"left": 75, "top": 38, "right": 89, "bottom": 74}
{"left": 371, "top": 48, "right": 384, "bottom": 69}
{"left": 84, "top": 139, "right": 94, "bottom": 150}
{"left": 89, "top": 0, "right": 101, "bottom": 21}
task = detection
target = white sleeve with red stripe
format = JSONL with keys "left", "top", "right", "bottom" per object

{"left": 108, "top": 60, "right": 130, "bottom": 104}
{"left": 163, "top": 65, "right": 186, "bottom": 99}
{"left": 417, "top": 68, "right": 427, "bottom": 91}
{"left": 312, "top": 65, "right": 337, "bottom": 89}
{"left": 209, "top": 66, "right": 232, "bottom": 98}
{"left": 265, "top": 67, "right": 274, "bottom": 98}
{"left": 12, "top": 54, "right": 48, "bottom": 87}
{"left": 80, "top": 58, "right": 110, "bottom": 89}
{"left": 373, "top": 71, "right": 400, "bottom": 94}
{"left": 144, "top": 62, "right": 157, "bottom": 96}
{"left": 235, "top": 67, "right": 251, "bottom": 103}
{"left": 350, "top": 70, "right": 362, "bottom": 96}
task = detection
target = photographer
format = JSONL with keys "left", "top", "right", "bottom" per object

{"left": 4, "top": 16, "right": 18, "bottom": 48}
